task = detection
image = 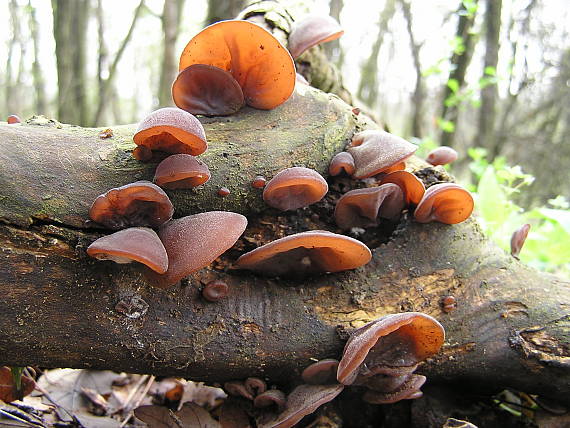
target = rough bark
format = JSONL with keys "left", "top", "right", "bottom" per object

{"left": 52, "top": 0, "right": 90, "bottom": 126}
{"left": 479, "top": 0, "right": 502, "bottom": 158}
{"left": 1, "top": 85, "right": 569, "bottom": 405}
{"left": 440, "top": 0, "right": 479, "bottom": 148}
{"left": 158, "top": 0, "right": 185, "bottom": 108}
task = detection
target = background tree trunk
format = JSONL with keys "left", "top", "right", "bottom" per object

{"left": 52, "top": 0, "right": 90, "bottom": 126}
{"left": 479, "top": 0, "right": 503, "bottom": 157}
{"left": 205, "top": 0, "right": 245, "bottom": 25}
{"left": 158, "top": 0, "right": 185, "bottom": 108}
{"left": 28, "top": 0, "right": 47, "bottom": 115}
{"left": 439, "top": 0, "right": 478, "bottom": 148}
{"left": 399, "top": 0, "right": 424, "bottom": 138}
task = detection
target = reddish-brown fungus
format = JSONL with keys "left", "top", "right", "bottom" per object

{"left": 258, "top": 384, "right": 344, "bottom": 428}
{"left": 224, "top": 380, "right": 253, "bottom": 400}
{"left": 511, "top": 223, "right": 531, "bottom": 259}
{"left": 133, "top": 107, "right": 207, "bottom": 160}
{"left": 288, "top": 15, "right": 344, "bottom": 59}
{"left": 172, "top": 64, "right": 245, "bottom": 116}
{"left": 252, "top": 176, "right": 267, "bottom": 188}
{"left": 426, "top": 146, "right": 458, "bottom": 166}
{"left": 334, "top": 184, "right": 405, "bottom": 230}
{"left": 329, "top": 151, "right": 355, "bottom": 176}
{"left": 146, "top": 211, "right": 247, "bottom": 288}
{"left": 362, "top": 374, "right": 426, "bottom": 404}
{"left": 153, "top": 154, "right": 210, "bottom": 189}
{"left": 414, "top": 183, "right": 474, "bottom": 224}
{"left": 378, "top": 170, "right": 425, "bottom": 206}
{"left": 348, "top": 130, "right": 417, "bottom": 179}
{"left": 245, "top": 377, "right": 267, "bottom": 397}
{"left": 263, "top": 167, "right": 328, "bottom": 211}
{"left": 202, "top": 280, "right": 229, "bottom": 302}
{"left": 254, "top": 389, "right": 287, "bottom": 413}
{"left": 336, "top": 312, "right": 445, "bottom": 386}
{"left": 89, "top": 181, "right": 174, "bottom": 230}
{"left": 301, "top": 359, "right": 340, "bottom": 385}
{"left": 87, "top": 227, "right": 168, "bottom": 274}
{"left": 179, "top": 20, "right": 295, "bottom": 110}
{"left": 7, "top": 114, "right": 21, "bottom": 124}
{"left": 236, "top": 230, "right": 371, "bottom": 277}
{"left": 218, "top": 187, "right": 231, "bottom": 196}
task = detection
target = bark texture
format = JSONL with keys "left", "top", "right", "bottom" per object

{"left": 1, "top": 85, "right": 569, "bottom": 405}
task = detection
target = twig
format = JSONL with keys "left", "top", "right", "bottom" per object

{"left": 119, "top": 375, "right": 156, "bottom": 428}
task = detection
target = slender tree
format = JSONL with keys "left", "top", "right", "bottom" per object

{"left": 439, "top": 0, "right": 479, "bottom": 148}
{"left": 479, "top": 0, "right": 503, "bottom": 157}
{"left": 205, "top": 0, "right": 245, "bottom": 25}
{"left": 91, "top": 0, "right": 146, "bottom": 126}
{"left": 356, "top": 0, "right": 396, "bottom": 109}
{"left": 399, "top": 0, "right": 424, "bottom": 138}
{"left": 5, "top": 0, "right": 22, "bottom": 117}
{"left": 325, "top": 0, "right": 344, "bottom": 67}
{"left": 52, "top": 0, "right": 90, "bottom": 126}
{"left": 28, "top": 0, "right": 47, "bottom": 115}
{"left": 158, "top": 0, "right": 186, "bottom": 107}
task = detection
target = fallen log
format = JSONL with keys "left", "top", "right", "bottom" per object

{"left": 0, "top": 83, "right": 569, "bottom": 406}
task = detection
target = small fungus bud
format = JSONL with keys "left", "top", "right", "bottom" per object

{"left": 252, "top": 176, "right": 267, "bottom": 188}
{"left": 7, "top": 114, "right": 21, "bottom": 124}
{"left": 202, "top": 280, "right": 229, "bottom": 302}
{"left": 218, "top": 187, "right": 230, "bottom": 196}
{"left": 510, "top": 224, "right": 531, "bottom": 259}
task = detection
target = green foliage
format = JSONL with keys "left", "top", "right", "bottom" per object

{"left": 469, "top": 149, "right": 570, "bottom": 276}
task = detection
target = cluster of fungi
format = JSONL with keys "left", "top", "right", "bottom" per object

{"left": 84, "top": 16, "right": 475, "bottom": 427}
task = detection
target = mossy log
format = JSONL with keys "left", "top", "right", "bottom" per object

{"left": 0, "top": 84, "right": 569, "bottom": 407}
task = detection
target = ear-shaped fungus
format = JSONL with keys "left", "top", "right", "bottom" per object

{"left": 258, "top": 384, "right": 344, "bottom": 428}
{"left": 172, "top": 64, "right": 245, "bottom": 116}
{"left": 288, "top": 15, "right": 344, "bottom": 59}
{"left": 378, "top": 170, "right": 425, "bottom": 206}
{"left": 263, "top": 167, "right": 328, "bottom": 211}
{"left": 510, "top": 223, "right": 531, "bottom": 259}
{"left": 337, "top": 312, "right": 445, "bottom": 386}
{"left": 202, "top": 280, "right": 229, "bottom": 302}
{"left": 301, "top": 359, "right": 340, "bottom": 385}
{"left": 153, "top": 154, "right": 210, "bottom": 189}
{"left": 179, "top": 20, "right": 296, "bottom": 110}
{"left": 7, "top": 114, "right": 21, "bottom": 124}
{"left": 133, "top": 107, "right": 207, "bottom": 161}
{"left": 87, "top": 227, "right": 168, "bottom": 274}
{"left": 146, "top": 211, "right": 247, "bottom": 288}
{"left": 334, "top": 184, "right": 405, "bottom": 230}
{"left": 414, "top": 183, "right": 474, "bottom": 224}
{"left": 236, "top": 230, "right": 371, "bottom": 277}
{"left": 89, "top": 181, "right": 174, "bottom": 230}
{"left": 426, "top": 146, "right": 458, "bottom": 166}
{"left": 254, "top": 389, "right": 287, "bottom": 413}
{"left": 348, "top": 130, "right": 417, "bottom": 179}
{"left": 329, "top": 151, "right": 355, "bottom": 176}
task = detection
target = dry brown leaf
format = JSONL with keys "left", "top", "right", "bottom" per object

{"left": 0, "top": 367, "right": 35, "bottom": 403}
{"left": 135, "top": 402, "right": 220, "bottom": 427}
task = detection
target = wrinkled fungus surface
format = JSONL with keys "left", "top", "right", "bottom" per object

{"left": 179, "top": 20, "right": 295, "bottom": 110}
{"left": 89, "top": 181, "right": 174, "bottom": 230}
{"left": 259, "top": 384, "right": 344, "bottom": 428}
{"left": 414, "top": 183, "right": 474, "bottom": 224}
{"left": 133, "top": 107, "right": 207, "bottom": 159}
{"left": 173, "top": 64, "right": 245, "bottom": 116}
{"left": 348, "top": 130, "right": 417, "bottom": 179}
{"left": 87, "top": 227, "right": 168, "bottom": 274}
{"left": 236, "top": 230, "right": 371, "bottom": 276}
{"left": 378, "top": 170, "right": 425, "bottom": 206}
{"left": 288, "top": 15, "right": 344, "bottom": 59}
{"left": 334, "top": 184, "right": 405, "bottom": 230}
{"left": 263, "top": 167, "right": 328, "bottom": 211}
{"left": 146, "top": 211, "right": 247, "bottom": 288}
{"left": 153, "top": 154, "right": 210, "bottom": 189}
{"left": 337, "top": 312, "right": 445, "bottom": 385}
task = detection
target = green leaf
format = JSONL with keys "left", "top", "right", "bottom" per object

{"left": 436, "top": 118, "right": 455, "bottom": 133}
{"left": 447, "top": 78, "right": 459, "bottom": 93}
{"left": 484, "top": 66, "right": 496, "bottom": 76}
